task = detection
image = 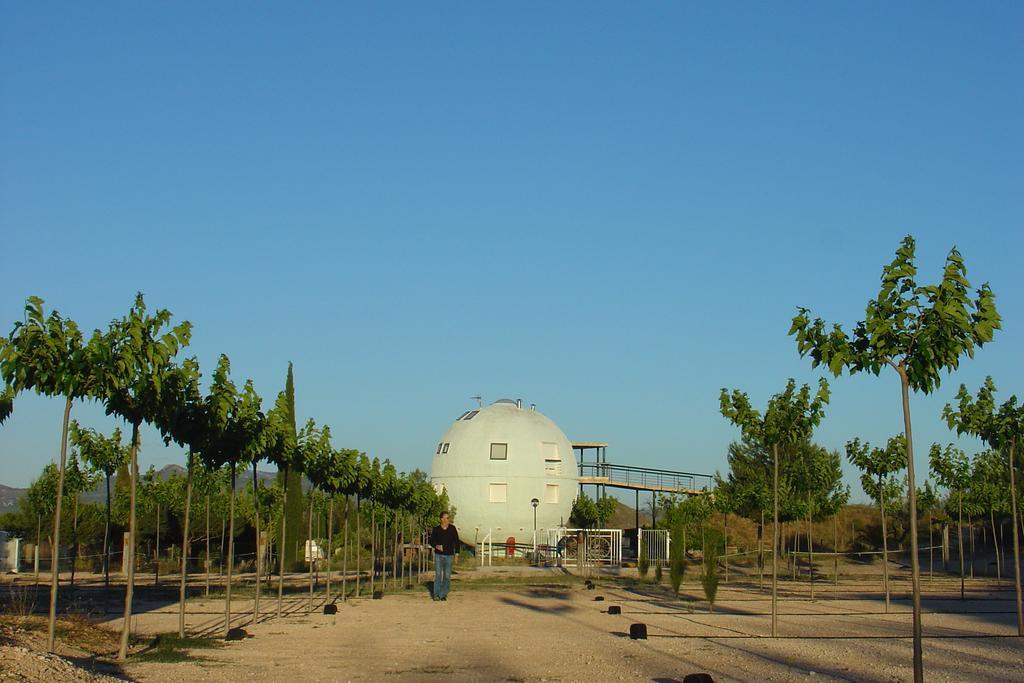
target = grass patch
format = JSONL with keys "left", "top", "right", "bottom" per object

{"left": 132, "top": 633, "right": 223, "bottom": 663}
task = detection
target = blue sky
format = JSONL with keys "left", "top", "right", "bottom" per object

{"left": 2, "top": 2, "right": 1021, "bottom": 503}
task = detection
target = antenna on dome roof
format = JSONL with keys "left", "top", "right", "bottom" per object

{"left": 470, "top": 395, "right": 482, "bottom": 407}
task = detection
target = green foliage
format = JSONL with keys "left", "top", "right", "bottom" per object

{"left": 569, "top": 493, "right": 599, "bottom": 528}
{"left": 637, "top": 535, "right": 649, "bottom": 578}
{"left": 669, "top": 523, "right": 686, "bottom": 596}
{"left": 70, "top": 420, "right": 129, "bottom": 478}
{"left": 0, "top": 383, "right": 13, "bottom": 425}
{"left": 846, "top": 436, "right": 906, "bottom": 508}
{"left": 929, "top": 443, "right": 971, "bottom": 496}
{"left": 790, "top": 235, "right": 1000, "bottom": 393}
{"left": 944, "top": 377, "right": 1022, "bottom": 450}
{"left": 720, "top": 378, "right": 830, "bottom": 453}
{"left": 701, "top": 530, "right": 722, "bottom": 611}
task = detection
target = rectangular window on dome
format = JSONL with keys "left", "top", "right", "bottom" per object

{"left": 489, "top": 483, "right": 507, "bottom": 503}
{"left": 542, "top": 442, "right": 560, "bottom": 461}
{"left": 436, "top": 443, "right": 443, "bottom": 454}
{"left": 456, "top": 411, "right": 470, "bottom": 421}
{"left": 442, "top": 443, "right": 449, "bottom": 454}
{"left": 490, "top": 443, "right": 508, "bottom": 460}
{"left": 463, "top": 410, "right": 479, "bottom": 420}
{"left": 544, "top": 484, "right": 559, "bottom": 504}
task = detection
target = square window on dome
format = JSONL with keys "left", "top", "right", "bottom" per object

{"left": 490, "top": 443, "right": 507, "bottom": 460}
{"left": 489, "top": 483, "right": 507, "bottom": 503}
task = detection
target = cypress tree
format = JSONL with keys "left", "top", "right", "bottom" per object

{"left": 276, "top": 363, "right": 305, "bottom": 570}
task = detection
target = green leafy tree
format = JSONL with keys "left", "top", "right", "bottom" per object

{"left": 668, "top": 521, "right": 686, "bottom": 596}
{"left": 0, "top": 383, "right": 13, "bottom": 425}
{"left": 916, "top": 480, "right": 940, "bottom": 581}
{"left": 720, "top": 378, "right": 829, "bottom": 637}
{"left": 152, "top": 357, "right": 207, "bottom": 638}
{"left": 305, "top": 439, "right": 357, "bottom": 605}
{"left": 846, "top": 436, "right": 905, "bottom": 611}
{"left": 24, "top": 463, "right": 60, "bottom": 584}
{"left": 929, "top": 443, "right": 971, "bottom": 599}
{"left": 263, "top": 390, "right": 300, "bottom": 615}
{"left": 0, "top": 296, "right": 102, "bottom": 652}
{"left": 63, "top": 450, "right": 99, "bottom": 587}
{"left": 276, "top": 362, "right": 305, "bottom": 571}
{"left": 702, "top": 530, "right": 722, "bottom": 612}
{"left": 792, "top": 443, "right": 848, "bottom": 599}
{"left": 715, "top": 438, "right": 773, "bottom": 588}
{"left": 637, "top": 533, "right": 650, "bottom": 578}
{"left": 944, "top": 377, "right": 1024, "bottom": 636}
{"left": 70, "top": 420, "right": 129, "bottom": 590}
{"left": 198, "top": 356, "right": 265, "bottom": 636}
{"left": 790, "top": 235, "right": 1000, "bottom": 682}
{"left": 967, "top": 450, "right": 1008, "bottom": 581}
{"left": 93, "top": 293, "right": 191, "bottom": 660}
{"left": 569, "top": 493, "right": 600, "bottom": 528}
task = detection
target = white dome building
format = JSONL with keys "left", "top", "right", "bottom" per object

{"left": 431, "top": 399, "right": 580, "bottom": 546}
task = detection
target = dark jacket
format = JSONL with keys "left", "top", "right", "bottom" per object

{"left": 429, "top": 524, "right": 460, "bottom": 556}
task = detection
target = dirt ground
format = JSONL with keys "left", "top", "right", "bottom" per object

{"left": 3, "top": 566, "right": 1024, "bottom": 682}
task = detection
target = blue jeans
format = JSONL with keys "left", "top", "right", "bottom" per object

{"left": 434, "top": 553, "right": 453, "bottom": 599}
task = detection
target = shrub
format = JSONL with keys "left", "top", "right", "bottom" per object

{"left": 702, "top": 531, "right": 722, "bottom": 612}
{"left": 637, "top": 535, "right": 649, "bottom": 578}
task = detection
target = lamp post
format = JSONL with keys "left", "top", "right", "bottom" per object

{"left": 531, "top": 498, "right": 540, "bottom": 565}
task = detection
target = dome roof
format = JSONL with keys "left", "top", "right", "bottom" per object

{"left": 430, "top": 400, "right": 579, "bottom": 544}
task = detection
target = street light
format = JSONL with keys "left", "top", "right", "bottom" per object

{"left": 531, "top": 498, "right": 540, "bottom": 565}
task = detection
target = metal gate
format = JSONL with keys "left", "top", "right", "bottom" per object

{"left": 545, "top": 528, "right": 622, "bottom": 567}
{"left": 640, "top": 529, "right": 670, "bottom": 564}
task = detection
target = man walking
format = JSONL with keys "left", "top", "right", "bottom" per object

{"left": 429, "top": 511, "right": 459, "bottom": 601}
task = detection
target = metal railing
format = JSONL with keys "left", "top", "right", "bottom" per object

{"left": 577, "top": 462, "right": 713, "bottom": 492}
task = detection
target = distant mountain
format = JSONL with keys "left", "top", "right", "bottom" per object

{"left": 0, "top": 464, "right": 281, "bottom": 512}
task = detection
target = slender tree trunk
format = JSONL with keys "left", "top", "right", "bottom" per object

{"left": 833, "top": 514, "right": 839, "bottom": 599}
{"left": 723, "top": 513, "right": 729, "bottom": 584}
{"left": 880, "top": 476, "right": 890, "bottom": 613}
{"left": 178, "top": 450, "right": 194, "bottom": 639}
{"left": 758, "top": 511, "right": 764, "bottom": 591}
{"left": 355, "top": 495, "right": 361, "bottom": 598}
{"left": 1007, "top": 439, "right": 1023, "bottom": 637}
{"left": 35, "top": 514, "right": 40, "bottom": 587}
{"left": 308, "top": 494, "right": 314, "bottom": 613}
{"left": 155, "top": 502, "right": 161, "bottom": 587}
{"left": 898, "top": 370, "right": 924, "bottom": 683}
{"left": 205, "top": 494, "right": 211, "bottom": 598}
{"left": 991, "top": 510, "right": 1002, "bottom": 581}
{"left": 370, "top": 506, "right": 376, "bottom": 596}
{"left": 47, "top": 396, "right": 73, "bottom": 652}
{"left": 392, "top": 516, "right": 398, "bottom": 591}
{"left": 929, "top": 512, "right": 934, "bottom": 583}
{"left": 224, "top": 463, "right": 237, "bottom": 637}
{"left": 71, "top": 493, "right": 79, "bottom": 588}
{"left": 104, "top": 474, "right": 112, "bottom": 592}
{"left": 220, "top": 511, "right": 225, "bottom": 577}
{"left": 958, "top": 492, "right": 965, "bottom": 600}
{"left": 968, "top": 513, "right": 975, "bottom": 579}
{"left": 327, "top": 495, "right": 334, "bottom": 605}
{"left": 771, "top": 442, "right": 780, "bottom": 638}
{"left": 342, "top": 498, "right": 349, "bottom": 601}
{"left": 807, "top": 493, "right": 814, "bottom": 600}
{"left": 277, "top": 466, "right": 288, "bottom": 618}
{"left": 118, "top": 420, "right": 141, "bottom": 661}
{"left": 252, "top": 461, "right": 261, "bottom": 624}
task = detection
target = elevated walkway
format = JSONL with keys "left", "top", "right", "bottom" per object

{"left": 576, "top": 462, "right": 712, "bottom": 495}
{"left": 572, "top": 442, "right": 712, "bottom": 496}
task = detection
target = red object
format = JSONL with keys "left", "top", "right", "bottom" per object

{"left": 505, "top": 536, "right": 516, "bottom": 557}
